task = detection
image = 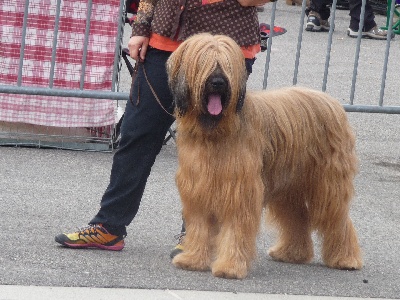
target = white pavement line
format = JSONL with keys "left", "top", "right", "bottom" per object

{"left": 0, "top": 285, "right": 396, "bottom": 300}
{"left": 167, "top": 289, "right": 185, "bottom": 299}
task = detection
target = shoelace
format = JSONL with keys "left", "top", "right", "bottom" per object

{"left": 77, "top": 224, "right": 103, "bottom": 236}
{"left": 174, "top": 232, "right": 186, "bottom": 245}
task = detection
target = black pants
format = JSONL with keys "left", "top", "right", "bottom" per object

{"left": 307, "top": 0, "right": 377, "bottom": 31}
{"left": 90, "top": 48, "right": 175, "bottom": 236}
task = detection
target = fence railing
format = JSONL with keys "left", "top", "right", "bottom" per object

{"left": 0, "top": 0, "right": 399, "bottom": 151}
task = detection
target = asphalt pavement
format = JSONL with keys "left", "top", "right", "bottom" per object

{"left": 0, "top": 285, "right": 398, "bottom": 300}
{"left": 0, "top": 2, "right": 399, "bottom": 299}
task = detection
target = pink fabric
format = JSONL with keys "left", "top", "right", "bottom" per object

{"left": 0, "top": 0, "right": 119, "bottom": 127}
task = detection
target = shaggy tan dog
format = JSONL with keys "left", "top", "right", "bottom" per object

{"left": 167, "top": 33, "right": 363, "bottom": 279}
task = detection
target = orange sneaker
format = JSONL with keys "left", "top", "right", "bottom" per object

{"left": 55, "top": 224, "right": 125, "bottom": 251}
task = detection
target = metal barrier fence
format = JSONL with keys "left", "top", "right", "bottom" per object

{"left": 0, "top": 0, "right": 399, "bottom": 152}
{"left": 262, "top": 0, "right": 400, "bottom": 114}
{"left": 0, "top": 0, "right": 128, "bottom": 151}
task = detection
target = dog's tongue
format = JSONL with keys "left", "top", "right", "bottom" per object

{"left": 207, "top": 94, "right": 222, "bottom": 115}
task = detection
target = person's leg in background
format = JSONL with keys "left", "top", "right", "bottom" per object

{"left": 305, "top": 0, "right": 333, "bottom": 31}
{"left": 347, "top": 0, "right": 395, "bottom": 39}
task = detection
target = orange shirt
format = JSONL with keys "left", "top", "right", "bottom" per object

{"left": 149, "top": 33, "right": 260, "bottom": 59}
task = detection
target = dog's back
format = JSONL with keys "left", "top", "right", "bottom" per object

{"left": 244, "top": 87, "right": 351, "bottom": 143}
{"left": 243, "top": 86, "right": 357, "bottom": 197}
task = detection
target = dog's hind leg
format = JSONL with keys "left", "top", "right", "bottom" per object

{"left": 172, "top": 214, "right": 213, "bottom": 271}
{"left": 310, "top": 162, "right": 363, "bottom": 270}
{"left": 314, "top": 190, "right": 363, "bottom": 270}
{"left": 320, "top": 216, "right": 363, "bottom": 270}
{"left": 266, "top": 194, "right": 314, "bottom": 264}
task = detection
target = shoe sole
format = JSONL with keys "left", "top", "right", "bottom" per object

{"left": 347, "top": 33, "right": 365, "bottom": 38}
{"left": 347, "top": 29, "right": 391, "bottom": 40}
{"left": 63, "top": 243, "right": 125, "bottom": 251}
{"left": 347, "top": 32, "right": 387, "bottom": 40}
{"left": 169, "top": 249, "right": 183, "bottom": 259}
{"left": 364, "top": 36, "right": 387, "bottom": 40}
{"left": 306, "top": 24, "right": 330, "bottom": 32}
{"left": 61, "top": 242, "right": 124, "bottom": 251}
{"left": 170, "top": 246, "right": 184, "bottom": 259}
{"left": 306, "top": 24, "right": 321, "bottom": 31}
{"left": 55, "top": 236, "right": 124, "bottom": 251}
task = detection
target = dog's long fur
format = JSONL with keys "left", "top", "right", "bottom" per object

{"left": 167, "top": 33, "right": 363, "bottom": 279}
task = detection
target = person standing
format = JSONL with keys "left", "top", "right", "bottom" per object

{"left": 55, "top": 0, "right": 271, "bottom": 252}
{"left": 305, "top": 0, "right": 394, "bottom": 39}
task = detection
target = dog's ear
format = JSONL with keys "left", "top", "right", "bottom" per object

{"left": 236, "top": 85, "right": 246, "bottom": 113}
{"left": 174, "top": 95, "right": 189, "bottom": 117}
{"left": 171, "top": 80, "right": 189, "bottom": 117}
{"left": 167, "top": 63, "right": 189, "bottom": 116}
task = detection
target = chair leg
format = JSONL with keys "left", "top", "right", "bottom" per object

{"left": 382, "top": 0, "right": 400, "bottom": 34}
{"left": 163, "top": 127, "right": 176, "bottom": 145}
{"left": 393, "top": 5, "right": 400, "bottom": 34}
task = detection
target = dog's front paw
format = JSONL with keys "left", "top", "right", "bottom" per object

{"left": 211, "top": 260, "right": 248, "bottom": 279}
{"left": 172, "top": 252, "right": 210, "bottom": 271}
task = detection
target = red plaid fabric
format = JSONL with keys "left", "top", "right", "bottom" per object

{"left": 0, "top": 0, "right": 120, "bottom": 127}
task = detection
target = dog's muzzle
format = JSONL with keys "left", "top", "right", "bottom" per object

{"left": 204, "top": 74, "right": 229, "bottom": 117}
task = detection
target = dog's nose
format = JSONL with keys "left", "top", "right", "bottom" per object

{"left": 211, "top": 77, "right": 225, "bottom": 89}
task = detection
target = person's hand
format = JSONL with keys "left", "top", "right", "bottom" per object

{"left": 237, "top": 0, "right": 273, "bottom": 6}
{"left": 128, "top": 36, "right": 150, "bottom": 61}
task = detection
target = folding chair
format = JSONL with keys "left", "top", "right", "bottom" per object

{"left": 382, "top": 0, "right": 400, "bottom": 34}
